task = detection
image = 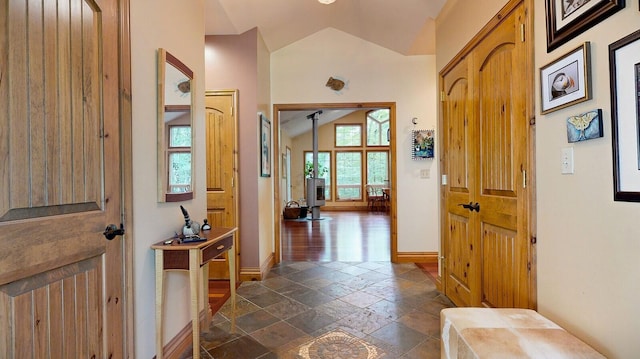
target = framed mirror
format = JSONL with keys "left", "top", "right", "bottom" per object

{"left": 157, "top": 48, "right": 194, "bottom": 202}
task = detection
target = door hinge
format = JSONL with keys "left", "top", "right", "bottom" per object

{"left": 440, "top": 91, "right": 445, "bottom": 102}
{"left": 520, "top": 23, "right": 525, "bottom": 42}
{"left": 231, "top": 176, "right": 235, "bottom": 188}
{"left": 527, "top": 262, "right": 531, "bottom": 271}
{"left": 522, "top": 169, "right": 527, "bottom": 188}
{"left": 230, "top": 106, "right": 234, "bottom": 116}
{"left": 531, "top": 236, "right": 537, "bottom": 244}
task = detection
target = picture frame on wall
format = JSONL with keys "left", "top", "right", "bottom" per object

{"left": 545, "top": 0, "right": 625, "bottom": 52}
{"left": 540, "top": 42, "right": 591, "bottom": 114}
{"left": 260, "top": 113, "right": 271, "bottom": 177}
{"left": 609, "top": 29, "right": 640, "bottom": 202}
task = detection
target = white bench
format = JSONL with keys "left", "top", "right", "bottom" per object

{"left": 441, "top": 308, "right": 606, "bottom": 358}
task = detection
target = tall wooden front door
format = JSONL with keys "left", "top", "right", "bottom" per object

{"left": 205, "top": 91, "right": 239, "bottom": 279}
{"left": 0, "top": 0, "right": 126, "bottom": 357}
{"left": 441, "top": 0, "right": 534, "bottom": 309}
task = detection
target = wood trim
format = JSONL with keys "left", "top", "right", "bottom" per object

{"left": 118, "top": 0, "right": 134, "bottom": 356}
{"left": 238, "top": 252, "right": 275, "bottom": 282}
{"left": 396, "top": 251, "right": 439, "bottom": 263}
{"left": 153, "top": 310, "right": 208, "bottom": 359}
{"left": 273, "top": 102, "right": 398, "bottom": 264}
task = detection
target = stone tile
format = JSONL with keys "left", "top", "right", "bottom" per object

{"left": 402, "top": 337, "right": 441, "bottom": 359}
{"left": 286, "top": 262, "right": 318, "bottom": 271}
{"left": 366, "top": 299, "right": 413, "bottom": 321}
{"left": 285, "top": 266, "right": 335, "bottom": 283}
{"left": 272, "top": 282, "right": 308, "bottom": 297}
{"left": 206, "top": 335, "right": 271, "bottom": 359}
{"left": 398, "top": 268, "right": 430, "bottom": 283}
{"left": 286, "top": 287, "right": 334, "bottom": 308}
{"left": 268, "top": 264, "right": 300, "bottom": 276}
{"left": 337, "top": 308, "right": 392, "bottom": 334}
{"left": 245, "top": 290, "right": 287, "bottom": 308}
{"left": 219, "top": 297, "right": 260, "bottom": 319}
{"left": 261, "top": 276, "right": 295, "bottom": 290}
{"left": 263, "top": 297, "right": 309, "bottom": 320}
{"left": 250, "top": 321, "right": 308, "bottom": 351}
{"left": 398, "top": 310, "right": 441, "bottom": 337}
{"left": 370, "top": 322, "right": 425, "bottom": 353}
{"left": 294, "top": 329, "right": 386, "bottom": 359}
{"left": 355, "top": 261, "right": 388, "bottom": 270}
{"left": 316, "top": 299, "right": 360, "bottom": 319}
{"left": 286, "top": 309, "right": 338, "bottom": 334}
{"left": 201, "top": 321, "right": 247, "bottom": 350}
{"left": 234, "top": 309, "right": 280, "bottom": 334}
{"left": 320, "top": 261, "right": 354, "bottom": 270}
{"left": 339, "top": 266, "right": 371, "bottom": 276}
{"left": 335, "top": 276, "right": 376, "bottom": 291}
{"left": 318, "top": 282, "right": 357, "bottom": 298}
{"left": 300, "top": 277, "right": 332, "bottom": 289}
{"left": 340, "top": 291, "right": 382, "bottom": 308}
{"left": 236, "top": 283, "right": 271, "bottom": 298}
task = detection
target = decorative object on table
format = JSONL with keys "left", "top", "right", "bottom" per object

{"left": 609, "top": 29, "right": 640, "bottom": 202}
{"left": 412, "top": 129, "right": 434, "bottom": 159}
{"left": 540, "top": 42, "right": 591, "bottom": 114}
{"left": 201, "top": 219, "right": 211, "bottom": 231}
{"left": 179, "top": 205, "right": 201, "bottom": 237}
{"left": 567, "top": 109, "right": 603, "bottom": 143}
{"left": 260, "top": 113, "right": 271, "bottom": 177}
{"left": 283, "top": 201, "right": 301, "bottom": 220}
{"left": 544, "top": 0, "right": 624, "bottom": 52}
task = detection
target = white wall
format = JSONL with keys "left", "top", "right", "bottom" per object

{"left": 533, "top": 1, "right": 640, "bottom": 357}
{"left": 437, "top": 0, "right": 640, "bottom": 356}
{"left": 130, "top": 0, "right": 206, "bottom": 357}
{"left": 271, "top": 28, "right": 438, "bottom": 253}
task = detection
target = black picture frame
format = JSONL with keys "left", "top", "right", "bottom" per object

{"left": 545, "top": 0, "right": 625, "bottom": 52}
{"left": 610, "top": 29, "right": 640, "bottom": 202}
{"left": 260, "top": 113, "right": 271, "bottom": 177}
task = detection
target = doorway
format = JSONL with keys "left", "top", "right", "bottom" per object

{"left": 272, "top": 102, "right": 398, "bottom": 264}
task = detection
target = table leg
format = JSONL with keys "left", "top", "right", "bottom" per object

{"left": 155, "top": 250, "right": 164, "bottom": 359}
{"left": 189, "top": 249, "right": 201, "bottom": 359}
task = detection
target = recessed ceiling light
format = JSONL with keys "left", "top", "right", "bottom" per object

{"left": 318, "top": 0, "right": 336, "bottom": 4}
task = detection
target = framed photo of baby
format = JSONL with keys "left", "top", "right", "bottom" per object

{"left": 540, "top": 42, "right": 591, "bottom": 114}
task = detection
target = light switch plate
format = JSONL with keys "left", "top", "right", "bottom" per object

{"left": 561, "top": 147, "right": 574, "bottom": 174}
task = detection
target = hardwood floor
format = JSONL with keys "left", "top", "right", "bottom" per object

{"left": 280, "top": 210, "right": 391, "bottom": 262}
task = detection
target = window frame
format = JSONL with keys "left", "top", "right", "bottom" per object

{"left": 335, "top": 150, "right": 364, "bottom": 201}
{"left": 334, "top": 123, "right": 363, "bottom": 148}
{"left": 366, "top": 109, "right": 390, "bottom": 147}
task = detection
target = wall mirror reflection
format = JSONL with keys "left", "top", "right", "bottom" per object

{"left": 158, "top": 48, "right": 194, "bottom": 202}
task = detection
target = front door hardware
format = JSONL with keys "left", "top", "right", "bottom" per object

{"left": 458, "top": 202, "right": 480, "bottom": 212}
{"left": 103, "top": 223, "right": 125, "bottom": 240}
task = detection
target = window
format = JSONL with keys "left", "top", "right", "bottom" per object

{"left": 304, "top": 151, "right": 331, "bottom": 201}
{"left": 336, "top": 151, "right": 362, "bottom": 200}
{"left": 168, "top": 125, "right": 191, "bottom": 193}
{"left": 366, "top": 109, "right": 390, "bottom": 146}
{"left": 335, "top": 124, "right": 362, "bottom": 147}
{"left": 367, "top": 151, "right": 388, "bottom": 185}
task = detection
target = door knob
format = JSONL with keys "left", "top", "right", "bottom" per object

{"left": 458, "top": 202, "right": 480, "bottom": 212}
{"left": 103, "top": 223, "right": 125, "bottom": 240}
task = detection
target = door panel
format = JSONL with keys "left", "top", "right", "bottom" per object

{"left": 441, "top": 0, "right": 532, "bottom": 309}
{"left": 0, "top": 0, "right": 124, "bottom": 357}
{"left": 205, "top": 91, "right": 238, "bottom": 279}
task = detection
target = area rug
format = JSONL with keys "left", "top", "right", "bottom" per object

{"left": 296, "top": 329, "right": 384, "bottom": 359}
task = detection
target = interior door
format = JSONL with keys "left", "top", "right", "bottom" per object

{"left": 441, "top": 0, "right": 533, "bottom": 308}
{"left": 0, "top": 0, "right": 125, "bottom": 357}
{"left": 205, "top": 90, "right": 239, "bottom": 279}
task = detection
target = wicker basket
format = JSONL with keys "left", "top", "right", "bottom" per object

{"left": 283, "top": 201, "right": 300, "bottom": 219}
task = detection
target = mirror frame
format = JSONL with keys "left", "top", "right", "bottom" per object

{"left": 157, "top": 48, "right": 195, "bottom": 202}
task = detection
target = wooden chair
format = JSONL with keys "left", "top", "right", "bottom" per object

{"left": 366, "top": 185, "right": 384, "bottom": 211}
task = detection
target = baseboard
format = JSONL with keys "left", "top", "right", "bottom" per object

{"left": 239, "top": 253, "right": 275, "bottom": 282}
{"left": 155, "top": 309, "right": 208, "bottom": 359}
{"left": 396, "top": 251, "right": 439, "bottom": 263}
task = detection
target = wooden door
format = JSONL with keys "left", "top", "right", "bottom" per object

{"left": 441, "top": 0, "right": 533, "bottom": 308}
{"left": 0, "top": 0, "right": 125, "bottom": 357}
{"left": 205, "top": 91, "right": 239, "bottom": 279}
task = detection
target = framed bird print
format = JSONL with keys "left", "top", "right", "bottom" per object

{"left": 540, "top": 42, "right": 591, "bottom": 114}
{"left": 609, "top": 30, "right": 640, "bottom": 202}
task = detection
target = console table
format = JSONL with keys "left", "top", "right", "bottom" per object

{"left": 152, "top": 227, "right": 237, "bottom": 359}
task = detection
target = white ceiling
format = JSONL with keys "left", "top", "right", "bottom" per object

{"left": 205, "top": 0, "right": 447, "bottom": 56}
{"left": 205, "top": 0, "right": 446, "bottom": 137}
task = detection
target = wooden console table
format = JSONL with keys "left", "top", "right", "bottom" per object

{"left": 152, "top": 227, "right": 237, "bottom": 359}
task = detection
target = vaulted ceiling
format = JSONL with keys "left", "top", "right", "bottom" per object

{"left": 205, "top": 0, "right": 447, "bottom": 56}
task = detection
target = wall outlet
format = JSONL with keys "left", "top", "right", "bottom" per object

{"left": 420, "top": 169, "right": 430, "bottom": 178}
{"left": 561, "top": 147, "right": 574, "bottom": 174}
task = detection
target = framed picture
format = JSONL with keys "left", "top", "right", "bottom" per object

{"left": 540, "top": 42, "right": 591, "bottom": 114}
{"left": 282, "top": 154, "right": 287, "bottom": 179}
{"left": 260, "top": 113, "right": 271, "bottom": 177}
{"left": 609, "top": 29, "right": 640, "bottom": 202}
{"left": 545, "top": 0, "right": 624, "bottom": 52}
{"left": 412, "top": 129, "right": 434, "bottom": 160}
{"left": 566, "top": 109, "right": 603, "bottom": 142}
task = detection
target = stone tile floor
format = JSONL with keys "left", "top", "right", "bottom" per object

{"left": 180, "top": 261, "right": 454, "bottom": 358}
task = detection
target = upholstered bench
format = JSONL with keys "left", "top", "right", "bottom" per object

{"left": 441, "top": 308, "right": 605, "bottom": 358}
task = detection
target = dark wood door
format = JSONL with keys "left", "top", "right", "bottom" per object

{"left": 0, "top": 0, "right": 125, "bottom": 357}
{"left": 441, "top": 0, "right": 533, "bottom": 308}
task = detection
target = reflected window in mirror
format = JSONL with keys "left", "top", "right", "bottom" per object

{"left": 158, "top": 48, "right": 195, "bottom": 202}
